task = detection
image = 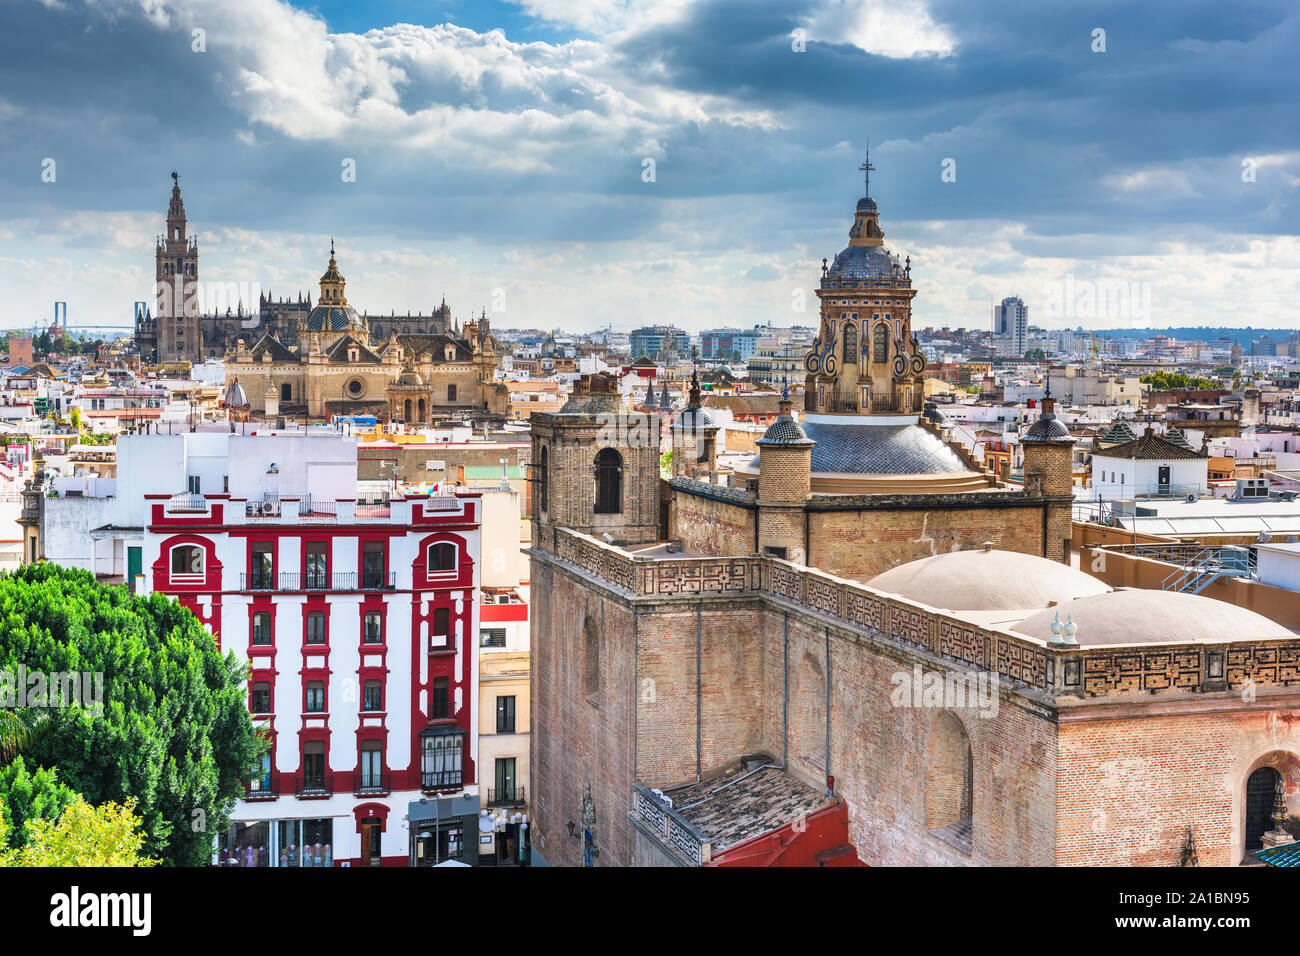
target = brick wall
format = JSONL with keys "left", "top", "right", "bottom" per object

{"left": 1056, "top": 708, "right": 1300, "bottom": 866}
{"left": 806, "top": 503, "right": 1047, "bottom": 580}
{"left": 669, "top": 488, "right": 755, "bottom": 556}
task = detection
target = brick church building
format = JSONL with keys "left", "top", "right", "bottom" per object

{"left": 526, "top": 161, "right": 1300, "bottom": 867}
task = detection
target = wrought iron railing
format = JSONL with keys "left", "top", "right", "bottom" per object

{"left": 487, "top": 786, "right": 525, "bottom": 807}
{"left": 295, "top": 772, "right": 330, "bottom": 798}
{"left": 355, "top": 770, "right": 390, "bottom": 796}
{"left": 421, "top": 770, "right": 463, "bottom": 791}
{"left": 239, "top": 571, "right": 396, "bottom": 591}
{"left": 826, "top": 391, "right": 859, "bottom": 413}
{"left": 246, "top": 779, "right": 278, "bottom": 800}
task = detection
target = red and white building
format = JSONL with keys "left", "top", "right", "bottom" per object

{"left": 129, "top": 429, "right": 481, "bottom": 866}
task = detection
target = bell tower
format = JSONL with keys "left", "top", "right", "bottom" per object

{"left": 803, "top": 148, "right": 923, "bottom": 417}
{"left": 154, "top": 171, "right": 201, "bottom": 363}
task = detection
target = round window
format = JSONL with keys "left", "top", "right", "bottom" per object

{"left": 348, "top": 379, "right": 363, "bottom": 396}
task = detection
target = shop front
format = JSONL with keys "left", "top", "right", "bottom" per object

{"left": 408, "top": 794, "right": 480, "bottom": 867}
{"left": 216, "top": 817, "right": 336, "bottom": 867}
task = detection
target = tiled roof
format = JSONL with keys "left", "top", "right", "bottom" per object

{"left": 756, "top": 415, "right": 813, "bottom": 446}
{"left": 249, "top": 334, "right": 299, "bottom": 364}
{"left": 392, "top": 334, "right": 472, "bottom": 362}
{"left": 1022, "top": 412, "right": 1074, "bottom": 442}
{"left": 1095, "top": 428, "right": 1208, "bottom": 461}
{"left": 672, "top": 406, "right": 718, "bottom": 431}
{"left": 305, "top": 305, "right": 358, "bottom": 331}
{"left": 1258, "top": 841, "right": 1300, "bottom": 867}
{"left": 798, "top": 420, "right": 970, "bottom": 474}
{"left": 826, "top": 243, "right": 902, "bottom": 280}
{"left": 324, "top": 335, "right": 382, "bottom": 364}
{"left": 1098, "top": 421, "right": 1137, "bottom": 445}
{"left": 703, "top": 394, "right": 782, "bottom": 416}
{"left": 665, "top": 763, "right": 830, "bottom": 852}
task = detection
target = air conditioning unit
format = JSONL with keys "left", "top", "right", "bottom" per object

{"left": 261, "top": 500, "right": 279, "bottom": 516}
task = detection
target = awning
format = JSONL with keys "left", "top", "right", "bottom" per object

{"left": 408, "top": 793, "right": 480, "bottom": 825}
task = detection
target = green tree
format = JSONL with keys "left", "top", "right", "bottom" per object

{"left": 0, "top": 756, "right": 77, "bottom": 849}
{"left": 1141, "top": 371, "right": 1218, "bottom": 391}
{"left": 0, "top": 565, "right": 262, "bottom": 865}
{"left": 0, "top": 710, "right": 49, "bottom": 764}
{"left": 0, "top": 795, "right": 157, "bottom": 867}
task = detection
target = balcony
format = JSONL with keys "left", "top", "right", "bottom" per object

{"left": 166, "top": 493, "right": 208, "bottom": 513}
{"left": 825, "top": 391, "right": 859, "bottom": 413}
{"left": 295, "top": 772, "right": 331, "bottom": 798}
{"left": 420, "top": 771, "right": 463, "bottom": 792}
{"left": 246, "top": 780, "right": 278, "bottom": 801}
{"left": 487, "top": 786, "right": 526, "bottom": 808}
{"left": 239, "top": 571, "right": 397, "bottom": 592}
{"left": 354, "top": 770, "right": 391, "bottom": 797}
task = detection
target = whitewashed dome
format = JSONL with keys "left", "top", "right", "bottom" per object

{"left": 1016, "top": 589, "right": 1294, "bottom": 646}
{"left": 868, "top": 548, "right": 1110, "bottom": 611}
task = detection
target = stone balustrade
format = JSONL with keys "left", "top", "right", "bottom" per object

{"left": 547, "top": 528, "right": 1300, "bottom": 701}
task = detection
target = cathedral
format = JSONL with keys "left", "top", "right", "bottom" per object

{"left": 223, "top": 243, "right": 508, "bottom": 421}
{"left": 526, "top": 156, "right": 1300, "bottom": 868}
{"left": 136, "top": 173, "right": 458, "bottom": 364}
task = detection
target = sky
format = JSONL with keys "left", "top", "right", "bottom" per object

{"left": 1, "top": 0, "right": 1298, "bottom": 335}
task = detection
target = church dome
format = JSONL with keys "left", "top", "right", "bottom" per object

{"left": 756, "top": 414, "right": 812, "bottom": 446}
{"left": 223, "top": 380, "right": 248, "bottom": 408}
{"left": 1022, "top": 411, "right": 1072, "bottom": 442}
{"left": 306, "top": 305, "right": 360, "bottom": 332}
{"left": 739, "top": 414, "right": 990, "bottom": 493}
{"left": 398, "top": 368, "right": 424, "bottom": 386}
{"left": 825, "top": 244, "right": 902, "bottom": 281}
{"left": 855, "top": 197, "right": 877, "bottom": 212}
{"left": 868, "top": 548, "right": 1110, "bottom": 611}
{"left": 1015, "top": 590, "right": 1294, "bottom": 646}
{"left": 801, "top": 418, "right": 966, "bottom": 474}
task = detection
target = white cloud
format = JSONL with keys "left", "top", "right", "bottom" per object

{"left": 81, "top": 0, "right": 773, "bottom": 172}
{"left": 803, "top": 0, "right": 956, "bottom": 58}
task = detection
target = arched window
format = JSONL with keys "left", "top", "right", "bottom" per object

{"left": 583, "top": 616, "right": 600, "bottom": 696}
{"left": 404, "top": 399, "right": 412, "bottom": 421}
{"left": 842, "top": 323, "right": 857, "bottom": 364}
{"left": 1245, "top": 766, "right": 1282, "bottom": 854}
{"left": 170, "top": 544, "right": 204, "bottom": 577}
{"left": 594, "top": 448, "right": 622, "bottom": 514}
{"left": 872, "top": 323, "right": 889, "bottom": 364}
{"left": 417, "top": 398, "right": 426, "bottom": 420}
{"left": 926, "top": 711, "right": 973, "bottom": 852}
{"left": 448, "top": 384, "right": 457, "bottom": 403}
{"left": 427, "top": 542, "right": 457, "bottom": 573}
{"left": 539, "top": 446, "right": 549, "bottom": 514}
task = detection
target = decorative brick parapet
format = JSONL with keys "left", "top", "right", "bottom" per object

{"left": 544, "top": 528, "right": 1300, "bottom": 702}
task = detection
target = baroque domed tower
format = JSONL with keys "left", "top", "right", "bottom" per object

{"left": 734, "top": 151, "right": 991, "bottom": 496}
{"left": 805, "top": 147, "right": 924, "bottom": 416}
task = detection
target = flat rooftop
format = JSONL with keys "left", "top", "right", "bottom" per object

{"left": 664, "top": 762, "right": 829, "bottom": 853}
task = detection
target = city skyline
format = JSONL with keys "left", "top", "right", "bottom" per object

{"left": 1, "top": 0, "right": 1298, "bottom": 333}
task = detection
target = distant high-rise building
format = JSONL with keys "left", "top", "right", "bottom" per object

{"left": 993, "top": 296, "right": 1027, "bottom": 357}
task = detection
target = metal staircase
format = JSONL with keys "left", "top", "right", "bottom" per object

{"left": 1161, "top": 546, "right": 1256, "bottom": 594}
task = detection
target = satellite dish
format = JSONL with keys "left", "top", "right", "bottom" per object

{"left": 478, "top": 815, "right": 495, "bottom": 834}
